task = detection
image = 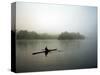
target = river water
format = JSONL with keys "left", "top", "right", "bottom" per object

{"left": 16, "top": 39, "right": 97, "bottom": 72}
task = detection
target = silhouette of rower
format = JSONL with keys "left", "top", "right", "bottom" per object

{"left": 32, "top": 46, "right": 58, "bottom": 56}
{"left": 45, "top": 46, "right": 49, "bottom": 56}
{"left": 45, "top": 46, "right": 48, "bottom": 51}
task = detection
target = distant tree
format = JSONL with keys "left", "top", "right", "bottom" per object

{"left": 58, "top": 32, "right": 85, "bottom": 40}
{"left": 16, "top": 30, "right": 85, "bottom": 40}
{"left": 16, "top": 30, "right": 57, "bottom": 40}
{"left": 16, "top": 30, "right": 39, "bottom": 39}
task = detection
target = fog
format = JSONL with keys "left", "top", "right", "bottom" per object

{"left": 15, "top": 3, "right": 97, "bottom": 72}
{"left": 16, "top": 2, "right": 97, "bottom": 37}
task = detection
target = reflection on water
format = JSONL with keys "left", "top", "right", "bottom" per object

{"left": 16, "top": 39, "right": 97, "bottom": 72}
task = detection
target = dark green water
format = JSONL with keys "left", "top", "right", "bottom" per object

{"left": 16, "top": 39, "right": 97, "bottom": 72}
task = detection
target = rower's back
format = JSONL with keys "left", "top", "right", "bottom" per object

{"left": 45, "top": 46, "right": 48, "bottom": 51}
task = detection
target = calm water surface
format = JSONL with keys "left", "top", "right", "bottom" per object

{"left": 16, "top": 39, "right": 97, "bottom": 72}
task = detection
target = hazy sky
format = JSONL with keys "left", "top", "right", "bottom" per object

{"left": 16, "top": 2, "right": 97, "bottom": 36}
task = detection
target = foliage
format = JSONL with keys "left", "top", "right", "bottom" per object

{"left": 16, "top": 30, "right": 85, "bottom": 40}
{"left": 58, "top": 32, "right": 85, "bottom": 40}
{"left": 16, "top": 30, "right": 39, "bottom": 39}
{"left": 16, "top": 30, "right": 57, "bottom": 39}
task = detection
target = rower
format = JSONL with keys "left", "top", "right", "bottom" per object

{"left": 45, "top": 46, "right": 48, "bottom": 51}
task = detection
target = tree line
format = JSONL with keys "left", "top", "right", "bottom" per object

{"left": 58, "top": 32, "right": 85, "bottom": 40}
{"left": 16, "top": 30, "right": 85, "bottom": 40}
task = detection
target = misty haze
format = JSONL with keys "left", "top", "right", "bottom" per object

{"left": 13, "top": 2, "right": 97, "bottom": 72}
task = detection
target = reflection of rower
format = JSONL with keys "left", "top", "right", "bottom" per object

{"left": 32, "top": 46, "right": 58, "bottom": 56}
